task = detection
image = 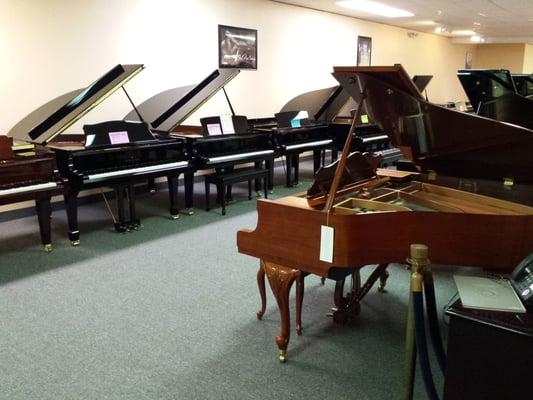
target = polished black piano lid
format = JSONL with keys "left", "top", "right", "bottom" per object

{"left": 412, "top": 75, "right": 433, "bottom": 93}
{"left": 512, "top": 74, "right": 533, "bottom": 97}
{"left": 124, "top": 69, "right": 240, "bottom": 132}
{"left": 8, "top": 64, "right": 144, "bottom": 144}
{"left": 457, "top": 69, "right": 517, "bottom": 111}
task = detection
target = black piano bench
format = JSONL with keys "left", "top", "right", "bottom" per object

{"left": 204, "top": 168, "right": 268, "bottom": 215}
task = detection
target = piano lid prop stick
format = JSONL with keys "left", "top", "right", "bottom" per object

{"left": 323, "top": 87, "right": 367, "bottom": 215}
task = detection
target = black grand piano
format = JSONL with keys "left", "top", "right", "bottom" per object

{"left": 512, "top": 73, "right": 533, "bottom": 98}
{"left": 9, "top": 64, "right": 192, "bottom": 245}
{"left": 457, "top": 68, "right": 533, "bottom": 130}
{"left": 125, "top": 69, "right": 275, "bottom": 211}
{"left": 0, "top": 136, "right": 63, "bottom": 251}
{"left": 334, "top": 65, "right": 533, "bottom": 188}
{"left": 249, "top": 85, "right": 395, "bottom": 187}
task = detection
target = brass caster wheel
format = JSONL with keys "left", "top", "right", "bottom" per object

{"left": 170, "top": 214, "right": 180, "bottom": 220}
{"left": 378, "top": 286, "right": 387, "bottom": 293}
{"left": 43, "top": 244, "right": 53, "bottom": 253}
{"left": 71, "top": 240, "right": 80, "bottom": 246}
{"left": 296, "top": 327, "right": 302, "bottom": 336}
{"left": 256, "top": 311, "right": 264, "bottom": 320}
{"left": 320, "top": 277, "right": 326, "bottom": 285}
{"left": 186, "top": 208, "right": 194, "bottom": 216}
{"left": 279, "top": 350, "right": 287, "bottom": 363}
{"left": 149, "top": 188, "right": 156, "bottom": 194}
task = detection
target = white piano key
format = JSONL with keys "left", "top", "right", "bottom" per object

{"left": 85, "top": 161, "right": 189, "bottom": 182}
{"left": 0, "top": 181, "right": 57, "bottom": 197}
{"left": 284, "top": 139, "right": 332, "bottom": 151}
{"left": 207, "top": 150, "right": 275, "bottom": 164}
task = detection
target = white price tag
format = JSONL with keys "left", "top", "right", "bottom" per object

{"left": 320, "top": 225, "right": 334, "bottom": 263}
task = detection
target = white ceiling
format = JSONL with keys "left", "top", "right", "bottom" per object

{"left": 272, "top": 0, "right": 533, "bottom": 43}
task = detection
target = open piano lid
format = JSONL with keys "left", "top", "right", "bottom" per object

{"left": 332, "top": 64, "right": 533, "bottom": 184}
{"left": 8, "top": 64, "right": 144, "bottom": 145}
{"left": 124, "top": 69, "right": 240, "bottom": 132}
{"left": 457, "top": 68, "right": 533, "bottom": 129}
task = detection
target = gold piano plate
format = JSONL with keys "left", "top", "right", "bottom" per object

{"left": 334, "top": 197, "right": 411, "bottom": 214}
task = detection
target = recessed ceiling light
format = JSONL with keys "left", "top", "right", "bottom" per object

{"left": 478, "top": 12, "right": 487, "bottom": 17}
{"left": 470, "top": 35, "right": 485, "bottom": 43}
{"left": 412, "top": 20, "right": 437, "bottom": 26}
{"left": 453, "top": 30, "right": 477, "bottom": 36}
{"left": 336, "top": 0, "right": 414, "bottom": 18}
{"left": 473, "top": 22, "right": 481, "bottom": 26}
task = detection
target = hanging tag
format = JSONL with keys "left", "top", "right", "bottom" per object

{"left": 320, "top": 225, "right": 334, "bottom": 263}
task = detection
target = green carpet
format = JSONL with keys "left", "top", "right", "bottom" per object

{"left": 0, "top": 165, "right": 461, "bottom": 399}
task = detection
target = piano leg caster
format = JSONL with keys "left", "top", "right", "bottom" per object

{"left": 43, "top": 244, "right": 53, "bottom": 253}
{"left": 378, "top": 269, "right": 389, "bottom": 292}
{"left": 186, "top": 208, "right": 194, "bottom": 216}
{"left": 70, "top": 240, "right": 80, "bottom": 246}
{"left": 170, "top": 214, "right": 180, "bottom": 220}
{"left": 278, "top": 349, "right": 287, "bottom": 363}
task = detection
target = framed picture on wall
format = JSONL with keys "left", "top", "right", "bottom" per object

{"left": 218, "top": 24, "right": 257, "bottom": 69}
{"left": 465, "top": 51, "right": 473, "bottom": 69}
{"left": 357, "top": 36, "right": 372, "bottom": 66}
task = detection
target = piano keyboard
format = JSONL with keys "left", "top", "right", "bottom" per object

{"left": 361, "top": 135, "right": 388, "bottom": 144}
{"left": 85, "top": 161, "right": 189, "bottom": 182}
{"left": 284, "top": 139, "right": 332, "bottom": 151}
{"left": 207, "top": 150, "right": 275, "bottom": 165}
{"left": 0, "top": 181, "right": 58, "bottom": 197}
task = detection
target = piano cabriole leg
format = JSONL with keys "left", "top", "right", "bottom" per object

{"left": 295, "top": 274, "right": 305, "bottom": 335}
{"left": 256, "top": 262, "right": 266, "bottom": 320}
{"left": 64, "top": 190, "right": 80, "bottom": 246}
{"left": 184, "top": 171, "right": 194, "bottom": 215}
{"left": 35, "top": 197, "right": 52, "bottom": 252}
{"left": 168, "top": 174, "right": 180, "bottom": 219}
{"left": 263, "top": 260, "right": 300, "bottom": 363}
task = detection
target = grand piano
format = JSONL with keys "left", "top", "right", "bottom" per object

{"left": 249, "top": 85, "right": 396, "bottom": 187}
{"left": 237, "top": 64, "right": 533, "bottom": 362}
{"left": 512, "top": 73, "right": 533, "bottom": 98}
{"left": 9, "top": 64, "right": 191, "bottom": 244}
{"left": 0, "top": 136, "right": 63, "bottom": 251}
{"left": 457, "top": 68, "right": 533, "bottom": 130}
{"left": 125, "top": 69, "right": 276, "bottom": 211}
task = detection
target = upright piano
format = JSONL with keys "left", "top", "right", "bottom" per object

{"left": 0, "top": 136, "right": 63, "bottom": 251}
{"left": 125, "top": 69, "right": 276, "bottom": 211}
{"left": 9, "top": 64, "right": 191, "bottom": 244}
{"left": 237, "top": 64, "right": 533, "bottom": 362}
{"left": 457, "top": 68, "right": 533, "bottom": 130}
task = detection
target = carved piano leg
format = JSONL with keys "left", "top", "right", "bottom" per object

{"left": 295, "top": 273, "right": 304, "bottom": 335}
{"left": 256, "top": 261, "right": 266, "bottom": 320}
{"left": 167, "top": 174, "right": 180, "bottom": 219}
{"left": 64, "top": 190, "right": 80, "bottom": 246}
{"left": 35, "top": 197, "right": 53, "bottom": 252}
{"left": 184, "top": 171, "right": 195, "bottom": 215}
{"left": 263, "top": 260, "right": 301, "bottom": 362}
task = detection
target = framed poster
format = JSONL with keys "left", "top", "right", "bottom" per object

{"left": 357, "top": 36, "right": 372, "bottom": 67}
{"left": 465, "top": 51, "right": 473, "bottom": 69}
{"left": 218, "top": 24, "right": 257, "bottom": 69}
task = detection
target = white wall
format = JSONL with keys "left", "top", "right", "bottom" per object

{"left": 0, "top": 0, "right": 475, "bottom": 135}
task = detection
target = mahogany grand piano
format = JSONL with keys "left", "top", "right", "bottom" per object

{"left": 237, "top": 64, "right": 533, "bottom": 362}
{"left": 0, "top": 136, "right": 63, "bottom": 251}
{"left": 125, "top": 69, "right": 276, "bottom": 211}
{"left": 9, "top": 64, "right": 191, "bottom": 244}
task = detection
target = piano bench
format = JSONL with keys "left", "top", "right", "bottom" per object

{"left": 204, "top": 167, "right": 268, "bottom": 215}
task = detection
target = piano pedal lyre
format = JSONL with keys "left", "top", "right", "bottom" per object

{"left": 43, "top": 244, "right": 53, "bottom": 253}
{"left": 185, "top": 208, "right": 194, "bottom": 216}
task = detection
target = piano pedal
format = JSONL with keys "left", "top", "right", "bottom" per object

{"left": 43, "top": 244, "right": 53, "bottom": 253}
{"left": 114, "top": 223, "right": 129, "bottom": 233}
{"left": 170, "top": 214, "right": 180, "bottom": 220}
{"left": 70, "top": 240, "right": 81, "bottom": 246}
{"left": 185, "top": 208, "right": 194, "bottom": 216}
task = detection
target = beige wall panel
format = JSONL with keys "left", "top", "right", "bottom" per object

{"left": 0, "top": 0, "right": 477, "bottom": 136}
{"left": 473, "top": 44, "right": 525, "bottom": 72}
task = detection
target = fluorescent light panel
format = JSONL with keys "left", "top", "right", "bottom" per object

{"left": 336, "top": 0, "right": 414, "bottom": 18}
